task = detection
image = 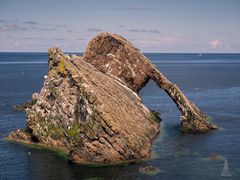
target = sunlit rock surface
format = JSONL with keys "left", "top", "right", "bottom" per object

{"left": 8, "top": 47, "right": 159, "bottom": 164}
{"left": 8, "top": 32, "right": 217, "bottom": 165}
{"left": 84, "top": 32, "right": 217, "bottom": 132}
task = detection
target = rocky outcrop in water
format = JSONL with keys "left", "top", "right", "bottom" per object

{"left": 8, "top": 32, "right": 217, "bottom": 165}
{"left": 83, "top": 32, "right": 217, "bottom": 132}
{"left": 8, "top": 47, "right": 159, "bottom": 164}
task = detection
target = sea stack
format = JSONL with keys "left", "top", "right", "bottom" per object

{"left": 84, "top": 32, "right": 217, "bottom": 132}
{"left": 7, "top": 32, "right": 217, "bottom": 164}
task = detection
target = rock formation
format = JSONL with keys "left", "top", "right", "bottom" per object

{"left": 83, "top": 32, "right": 217, "bottom": 132}
{"left": 8, "top": 32, "right": 217, "bottom": 165}
{"left": 8, "top": 48, "right": 160, "bottom": 164}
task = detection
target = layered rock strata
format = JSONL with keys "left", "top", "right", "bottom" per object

{"left": 8, "top": 48, "right": 160, "bottom": 164}
{"left": 83, "top": 32, "right": 217, "bottom": 132}
{"left": 8, "top": 32, "right": 217, "bottom": 165}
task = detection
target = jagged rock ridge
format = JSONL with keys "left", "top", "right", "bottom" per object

{"left": 8, "top": 32, "right": 217, "bottom": 165}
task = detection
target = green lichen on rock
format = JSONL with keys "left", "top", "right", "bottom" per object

{"left": 67, "top": 121, "right": 80, "bottom": 138}
{"left": 56, "top": 58, "right": 67, "bottom": 75}
{"left": 49, "top": 125, "right": 64, "bottom": 139}
{"left": 64, "top": 60, "right": 80, "bottom": 76}
{"left": 150, "top": 110, "right": 161, "bottom": 123}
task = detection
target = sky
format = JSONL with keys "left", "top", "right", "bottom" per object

{"left": 0, "top": 0, "right": 239, "bottom": 52}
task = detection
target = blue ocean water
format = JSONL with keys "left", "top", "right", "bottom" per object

{"left": 0, "top": 52, "right": 240, "bottom": 179}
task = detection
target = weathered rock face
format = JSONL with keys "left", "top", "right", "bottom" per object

{"left": 8, "top": 32, "right": 217, "bottom": 165}
{"left": 83, "top": 32, "right": 218, "bottom": 132}
{"left": 8, "top": 47, "right": 159, "bottom": 164}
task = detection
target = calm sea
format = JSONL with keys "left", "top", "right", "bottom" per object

{"left": 0, "top": 53, "right": 240, "bottom": 179}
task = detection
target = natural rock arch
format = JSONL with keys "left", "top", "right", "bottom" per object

{"left": 83, "top": 32, "right": 217, "bottom": 132}
{"left": 8, "top": 32, "right": 218, "bottom": 165}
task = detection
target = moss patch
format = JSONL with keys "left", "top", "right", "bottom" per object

{"left": 56, "top": 58, "right": 67, "bottom": 75}
{"left": 67, "top": 121, "right": 80, "bottom": 138}
{"left": 49, "top": 126, "right": 64, "bottom": 139}
{"left": 150, "top": 110, "right": 161, "bottom": 123}
{"left": 65, "top": 61, "right": 79, "bottom": 76}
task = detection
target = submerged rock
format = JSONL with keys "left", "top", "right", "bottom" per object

{"left": 139, "top": 165, "right": 161, "bottom": 175}
{"left": 207, "top": 154, "right": 224, "bottom": 161}
{"left": 8, "top": 32, "right": 217, "bottom": 164}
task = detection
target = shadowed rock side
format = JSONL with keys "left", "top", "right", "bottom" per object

{"left": 8, "top": 48, "right": 159, "bottom": 164}
{"left": 83, "top": 32, "right": 217, "bottom": 132}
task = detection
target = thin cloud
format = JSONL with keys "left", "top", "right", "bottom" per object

{"left": 52, "top": 38, "right": 65, "bottom": 41}
{"left": 77, "top": 38, "right": 86, "bottom": 40}
{"left": 0, "top": 24, "right": 27, "bottom": 32}
{"left": 31, "top": 27, "right": 56, "bottom": 31}
{"left": 129, "top": 29, "right": 161, "bottom": 34}
{"left": 86, "top": 28, "right": 102, "bottom": 32}
{"left": 132, "top": 36, "right": 179, "bottom": 48}
{"left": 217, "top": 31, "right": 223, "bottom": 35}
{"left": 0, "top": 20, "right": 19, "bottom": 23}
{"left": 5, "top": 35, "right": 14, "bottom": 39}
{"left": 159, "top": 37, "right": 178, "bottom": 44}
{"left": 24, "top": 21, "right": 38, "bottom": 25}
{"left": 56, "top": 24, "right": 67, "bottom": 28}
{"left": 118, "top": 25, "right": 125, "bottom": 28}
{"left": 21, "top": 37, "right": 46, "bottom": 40}
{"left": 41, "top": 27, "right": 56, "bottom": 31}
{"left": 66, "top": 30, "right": 74, "bottom": 33}
{"left": 29, "top": 26, "right": 57, "bottom": 31}
{"left": 129, "top": 29, "right": 147, "bottom": 33}
{"left": 114, "top": 7, "right": 161, "bottom": 11}
{"left": 209, "top": 39, "right": 222, "bottom": 49}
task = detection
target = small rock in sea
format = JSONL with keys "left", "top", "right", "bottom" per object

{"left": 138, "top": 165, "right": 161, "bottom": 176}
{"left": 208, "top": 154, "right": 224, "bottom": 160}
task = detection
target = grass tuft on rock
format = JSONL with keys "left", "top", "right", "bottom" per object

{"left": 67, "top": 121, "right": 80, "bottom": 138}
